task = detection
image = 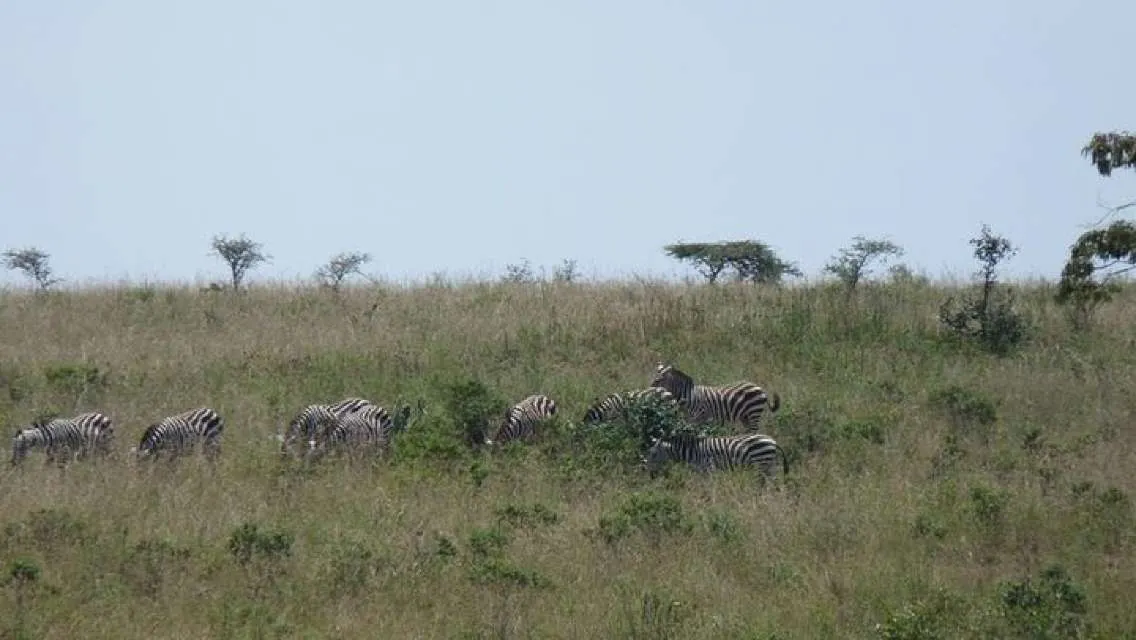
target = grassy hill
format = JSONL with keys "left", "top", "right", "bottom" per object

{"left": 0, "top": 279, "right": 1133, "bottom": 638}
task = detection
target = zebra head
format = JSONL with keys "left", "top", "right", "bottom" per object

{"left": 136, "top": 423, "right": 161, "bottom": 457}
{"left": 650, "top": 363, "right": 694, "bottom": 400}
{"left": 10, "top": 428, "right": 36, "bottom": 465}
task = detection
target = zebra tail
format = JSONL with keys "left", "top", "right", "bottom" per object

{"left": 769, "top": 392, "right": 781, "bottom": 413}
{"left": 776, "top": 444, "right": 789, "bottom": 475}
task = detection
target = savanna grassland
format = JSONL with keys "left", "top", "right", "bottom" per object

{"left": 0, "top": 279, "right": 1134, "bottom": 639}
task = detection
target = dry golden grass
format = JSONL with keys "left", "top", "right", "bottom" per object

{"left": 0, "top": 279, "right": 1134, "bottom": 638}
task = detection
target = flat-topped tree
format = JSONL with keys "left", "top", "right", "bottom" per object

{"left": 2, "top": 247, "right": 61, "bottom": 291}
{"left": 664, "top": 240, "right": 800, "bottom": 284}
{"left": 1057, "top": 131, "right": 1136, "bottom": 327}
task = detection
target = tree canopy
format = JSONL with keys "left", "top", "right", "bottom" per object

{"left": 1057, "top": 131, "right": 1136, "bottom": 322}
{"left": 663, "top": 240, "right": 801, "bottom": 284}
{"left": 1082, "top": 131, "right": 1136, "bottom": 177}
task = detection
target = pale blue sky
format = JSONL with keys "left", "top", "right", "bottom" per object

{"left": 2, "top": 1, "right": 1134, "bottom": 286}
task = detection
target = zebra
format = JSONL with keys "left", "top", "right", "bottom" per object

{"left": 11, "top": 412, "right": 115, "bottom": 466}
{"left": 486, "top": 394, "right": 557, "bottom": 445}
{"left": 279, "top": 397, "right": 377, "bottom": 457}
{"left": 307, "top": 404, "right": 392, "bottom": 461}
{"left": 137, "top": 407, "right": 225, "bottom": 461}
{"left": 643, "top": 432, "right": 788, "bottom": 476}
{"left": 649, "top": 363, "right": 780, "bottom": 432}
{"left": 582, "top": 387, "right": 680, "bottom": 424}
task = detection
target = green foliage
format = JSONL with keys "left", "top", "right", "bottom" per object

{"left": 571, "top": 391, "right": 697, "bottom": 471}
{"left": 1054, "top": 131, "right": 1136, "bottom": 328}
{"left": 1082, "top": 131, "right": 1136, "bottom": 177}
{"left": 996, "top": 565, "right": 1089, "bottom": 639}
{"left": 875, "top": 590, "right": 968, "bottom": 640}
{"left": 664, "top": 240, "right": 801, "bottom": 284}
{"left": 969, "top": 484, "right": 1010, "bottom": 532}
{"left": 227, "top": 523, "right": 293, "bottom": 566}
{"left": 825, "top": 236, "right": 905, "bottom": 291}
{"left": 42, "top": 362, "right": 108, "bottom": 401}
{"left": 938, "top": 225, "right": 1029, "bottom": 355}
{"left": 391, "top": 376, "right": 504, "bottom": 464}
{"left": 494, "top": 502, "right": 561, "bottom": 530}
{"left": 1056, "top": 220, "right": 1136, "bottom": 328}
{"left": 5, "top": 558, "right": 42, "bottom": 640}
{"left": 593, "top": 491, "right": 693, "bottom": 546}
{"left": 929, "top": 385, "right": 998, "bottom": 437}
{"left": 2, "top": 247, "right": 61, "bottom": 291}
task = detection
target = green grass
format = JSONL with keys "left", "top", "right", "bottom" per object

{"left": 0, "top": 279, "right": 1134, "bottom": 638}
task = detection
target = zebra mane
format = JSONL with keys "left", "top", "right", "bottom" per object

{"left": 653, "top": 363, "right": 694, "bottom": 386}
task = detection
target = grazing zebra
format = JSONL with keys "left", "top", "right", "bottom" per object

{"left": 582, "top": 387, "right": 680, "bottom": 424}
{"left": 486, "top": 394, "right": 557, "bottom": 445}
{"left": 11, "top": 412, "right": 115, "bottom": 466}
{"left": 307, "top": 404, "right": 391, "bottom": 461}
{"left": 649, "top": 363, "right": 780, "bottom": 432}
{"left": 137, "top": 407, "right": 225, "bottom": 461}
{"left": 643, "top": 432, "right": 788, "bottom": 476}
{"left": 280, "top": 397, "right": 377, "bottom": 457}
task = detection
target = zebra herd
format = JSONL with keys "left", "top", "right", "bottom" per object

{"left": 8, "top": 362, "right": 788, "bottom": 477}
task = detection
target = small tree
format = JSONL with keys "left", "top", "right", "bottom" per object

{"left": 316, "top": 251, "right": 372, "bottom": 292}
{"left": 824, "top": 236, "right": 904, "bottom": 291}
{"left": 552, "top": 259, "right": 580, "bottom": 283}
{"left": 939, "top": 224, "right": 1027, "bottom": 355}
{"left": 664, "top": 241, "right": 800, "bottom": 284}
{"left": 501, "top": 259, "right": 536, "bottom": 284}
{"left": 2, "top": 247, "right": 61, "bottom": 291}
{"left": 1056, "top": 131, "right": 1136, "bottom": 328}
{"left": 210, "top": 234, "right": 269, "bottom": 291}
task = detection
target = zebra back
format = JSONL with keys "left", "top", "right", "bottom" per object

{"left": 11, "top": 412, "right": 114, "bottom": 465}
{"left": 487, "top": 394, "right": 557, "bottom": 445}
{"left": 650, "top": 363, "right": 779, "bottom": 431}
{"left": 281, "top": 397, "right": 378, "bottom": 456}
{"left": 644, "top": 432, "right": 787, "bottom": 476}
{"left": 309, "top": 405, "right": 392, "bottom": 460}
{"left": 138, "top": 407, "right": 225, "bottom": 459}
{"left": 583, "top": 387, "right": 678, "bottom": 424}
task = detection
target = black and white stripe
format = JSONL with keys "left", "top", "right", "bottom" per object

{"left": 649, "top": 363, "right": 780, "bottom": 432}
{"left": 643, "top": 432, "right": 788, "bottom": 476}
{"left": 280, "top": 397, "right": 377, "bottom": 457}
{"left": 11, "top": 412, "right": 115, "bottom": 465}
{"left": 583, "top": 387, "right": 679, "bottom": 424}
{"left": 486, "top": 394, "right": 557, "bottom": 445}
{"left": 308, "top": 404, "right": 391, "bottom": 460}
{"left": 137, "top": 407, "right": 225, "bottom": 460}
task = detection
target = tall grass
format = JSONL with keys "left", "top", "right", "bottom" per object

{"left": 0, "top": 279, "right": 1133, "bottom": 638}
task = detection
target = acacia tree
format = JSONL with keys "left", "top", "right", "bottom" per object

{"left": 664, "top": 241, "right": 800, "bottom": 284}
{"left": 316, "top": 251, "right": 372, "bottom": 292}
{"left": 2, "top": 247, "right": 61, "bottom": 291}
{"left": 1056, "top": 131, "right": 1136, "bottom": 326}
{"left": 210, "top": 234, "right": 270, "bottom": 291}
{"left": 824, "top": 236, "right": 904, "bottom": 291}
